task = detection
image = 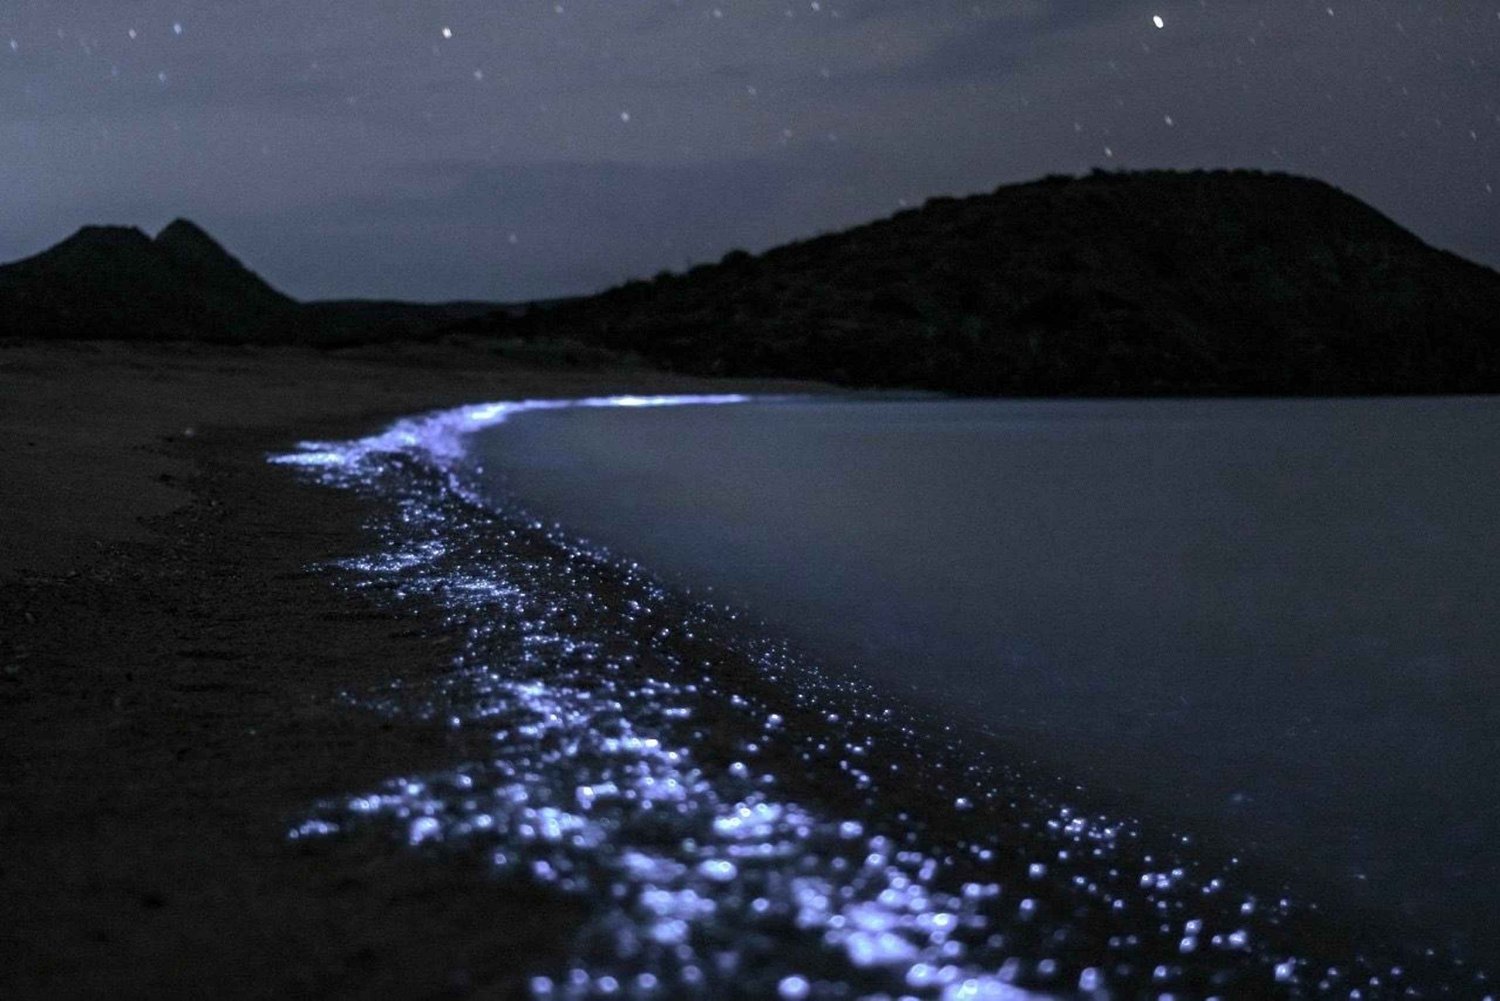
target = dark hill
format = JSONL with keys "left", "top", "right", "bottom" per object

{"left": 153, "top": 218, "right": 297, "bottom": 316}
{"left": 0, "top": 221, "right": 297, "bottom": 342}
{"left": 0, "top": 221, "right": 498, "bottom": 345}
{"left": 451, "top": 169, "right": 1500, "bottom": 395}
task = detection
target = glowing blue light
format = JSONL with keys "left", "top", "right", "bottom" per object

{"left": 267, "top": 391, "right": 1474, "bottom": 1001}
{"left": 777, "top": 974, "right": 811, "bottom": 999}
{"left": 269, "top": 394, "right": 756, "bottom": 476}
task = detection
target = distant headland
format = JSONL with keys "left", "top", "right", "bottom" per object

{"left": 0, "top": 218, "right": 495, "bottom": 347}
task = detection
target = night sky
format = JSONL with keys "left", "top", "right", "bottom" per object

{"left": 1, "top": 2, "right": 1495, "bottom": 302}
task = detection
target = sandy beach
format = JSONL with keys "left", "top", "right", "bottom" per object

{"left": 0, "top": 339, "right": 810, "bottom": 998}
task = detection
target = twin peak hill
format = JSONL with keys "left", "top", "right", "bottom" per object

{"left": 0, "top": 220, "right": 294, "bottom": 342}
{"left": 0, "top": 219, "right": 490, "bottom": 345}
{"left": 4, "top": 169, "right": 1499, "bottom": 395}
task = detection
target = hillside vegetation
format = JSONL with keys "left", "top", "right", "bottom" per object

{"left": 452, "top": 170, "right": 1500, "bottom": 395}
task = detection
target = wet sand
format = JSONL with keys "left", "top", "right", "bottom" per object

{"left": 0, "top": 338, "right": 811, "bottom": 998}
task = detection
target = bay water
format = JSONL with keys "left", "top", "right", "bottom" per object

{"left": 472, "top": 396, "right": 1500, "bottom": 956}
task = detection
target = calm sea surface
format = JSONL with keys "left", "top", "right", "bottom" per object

{"left": 471, "top": 396, "right": 1500, "bottom": 956}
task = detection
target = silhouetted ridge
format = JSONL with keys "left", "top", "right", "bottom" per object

{"left": 58, "top": 225, "right": 156, "bottom": 252}
{"left": 153, "top": 219, "right": 294, "bottom": 313}
{"left": 452, "top": 169, "right": 1500, "bottom": 395}
{"left": 153, "top": 219, "right": 253, "bottom": 275}
{"left": 29, "top": 226, "right": 158, "bottom": 277}
{"left": 0, "top": 218, "right": 292, "bottom": 342}
{"left": 155, "top": 217, "right": 220, "bottom": 251}
{"left": 0, "top": 219, "right": 496, "bottom": 344}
